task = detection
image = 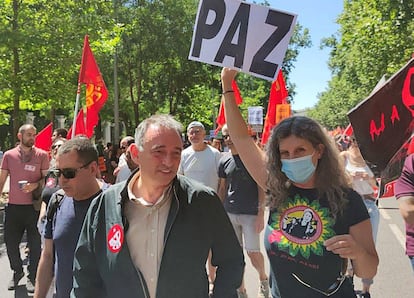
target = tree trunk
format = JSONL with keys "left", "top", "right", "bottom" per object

{"left": 11, "top": 0, "right": 20, "bottom": 145}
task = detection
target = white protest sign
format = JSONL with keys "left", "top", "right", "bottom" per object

{"left": 248, "top": 106, "right": 263, "bottom": 125}
{"left": 189, "top": 0, "right": 297, "bottom": 81}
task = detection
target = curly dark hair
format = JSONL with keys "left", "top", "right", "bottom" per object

{"left": 265, "top": 116, "right": 350, "bottom": 219}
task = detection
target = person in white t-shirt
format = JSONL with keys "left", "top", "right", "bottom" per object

{"left": 179, "top": 121, "right": 221, "bottom": 190}
{"left": 114, "top": 136, "right": 135, "bottom": 183}
{"left": 178, "top": 121, "right": 221, "bottom": 291}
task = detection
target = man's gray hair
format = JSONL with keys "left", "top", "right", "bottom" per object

{"left": 134, "top": 114, "right": 183, "bottom": 151}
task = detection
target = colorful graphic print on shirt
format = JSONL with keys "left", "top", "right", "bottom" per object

{"left": 268, "top": 194, "right": 335, "bottom": 259}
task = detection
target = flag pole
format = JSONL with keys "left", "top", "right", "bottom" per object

{"left": 72, "top": 83, "right": 82, "bottom": 138}
{"left": 72, "top": 35, "right": 88, "bottom": 139}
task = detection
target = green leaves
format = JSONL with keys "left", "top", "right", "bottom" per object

{"left": 311, "top": 0, "right": 414, "bottom": 129}
{"left": 0, "top": 0, "right": 312, "bottom": 146}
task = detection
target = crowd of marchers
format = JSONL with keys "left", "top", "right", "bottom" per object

{"left": 0, "top": 68, "right": 413, "bottom": 298}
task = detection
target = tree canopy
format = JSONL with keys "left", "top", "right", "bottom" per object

{"left": 308, "top": 0, "right": 414, "bottom": 129}
{"left": 0, "top": 0, "right": 310, "bottom": 147}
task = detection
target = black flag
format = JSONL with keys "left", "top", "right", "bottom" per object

{"left": 348, "top": 57, "right": 414, "bottom": 171}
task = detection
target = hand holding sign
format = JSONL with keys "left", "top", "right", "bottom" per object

{"left": 221, "top": 67, "right": 239, "bottom": 91}
{"left": 190, "top": 0, "right": 297, "bottom": 81}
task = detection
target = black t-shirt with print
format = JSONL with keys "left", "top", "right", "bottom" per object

{"left": 265, "top": 185, "right": 369, "bottom": 297}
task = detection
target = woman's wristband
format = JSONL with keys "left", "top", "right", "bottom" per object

{"left": 222, "top": 90, "right": 234, "bottom": 95}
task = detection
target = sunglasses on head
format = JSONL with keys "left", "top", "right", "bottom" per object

{"left": 52, "top": 161, "right": 93, "bottom": 179}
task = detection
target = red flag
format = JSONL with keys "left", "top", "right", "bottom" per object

{"left": 67, "top": 109, "right": 87, "bottom": 139}
{"left": 35, "top": 122, "right": 53, "bottom": 151}
{"left": 261, "top": 70, "right": 288, "bottom": 145}
{"left": 78, "top": 35, "right": 108, "bottom": 138}
{"left": 343, "top": 123, "right": 353, "bottom": 137}
{"left": 215, "top": 100, "right": 226, "bottom": 134}
{"left": 216, "top": 80, "right": 243, "bottom": 134}
{"left": 381, "top": 180, "right": 395, "bottom": 198}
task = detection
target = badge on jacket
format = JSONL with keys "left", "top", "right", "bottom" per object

{"left": 107, "top": 224, "right": 124, "bottom": 253}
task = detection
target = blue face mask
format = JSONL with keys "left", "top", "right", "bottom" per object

{"left": 281, "top": 153, "right": 316, "bottom": 184}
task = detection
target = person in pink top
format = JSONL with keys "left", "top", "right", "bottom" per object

{"left": 0, "top": 124, "right": 49, "bottom": 293}
{"left": 395, "top": 153, "right": 414, "bottom": 272}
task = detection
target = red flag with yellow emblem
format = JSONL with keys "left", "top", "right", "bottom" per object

{"left": 78, "top": 35, "right": 108, "bottom": 138}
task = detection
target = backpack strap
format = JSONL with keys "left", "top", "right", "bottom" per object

{"left": 46, "top": 189, "right": 65, "bottom": 221}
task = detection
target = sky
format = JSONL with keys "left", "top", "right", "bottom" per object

{"left": 267, "top": 0, "right": 344, "bottom": 111}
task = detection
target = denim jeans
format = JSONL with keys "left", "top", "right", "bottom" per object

{"left": 409, "top": 256, "right": 414, "bottom": 272}
{"left": 363, "top": 199, "right": 380, "bottom": 241}
{"left": 361, "top": 198, "right": 380, "bottom": 286}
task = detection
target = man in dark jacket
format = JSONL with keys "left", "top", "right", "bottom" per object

{"left": 72, "top": 114, "right": 244, "bottom": 298}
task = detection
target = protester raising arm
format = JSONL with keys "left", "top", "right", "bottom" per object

{"left": 221, "top": 68, "right": 267, "bottom": 190}
{"left": 220, "top": 67, "right": 378, "bottom": 297}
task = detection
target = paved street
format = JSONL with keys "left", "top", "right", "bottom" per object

{"left": 0, "top": 197, "right": 412, "bottom": 297}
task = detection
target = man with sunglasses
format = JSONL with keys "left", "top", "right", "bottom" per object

{"left": 51, "top": 128, "right": 68, "bottom": 143}
{"left": 0, "top": 124, "right": 49, "bottom": 293}
{"left": 37, "top": 138, "right": 67, "bottom": 244}
{"left": 218, "top": 124, "right": 270, "bottom": 298}
{"left": 34, "top": 137, "right": 109, "bottom": 298}
{"left": 72, "top": 114, "right": 244, "bottom": 298}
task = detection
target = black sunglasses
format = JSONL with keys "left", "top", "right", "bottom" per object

{"left": 52, "top": 144, "right": 62, "bottom": 150}
{"left": 52, "top": 161, "right": 93, "bottom": 179}
{"left": 222, "top": 134, "right": 230, "bottom": 139}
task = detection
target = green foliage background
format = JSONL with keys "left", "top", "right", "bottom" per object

{"left": 308, "top": 0, "right": 414, "bottom": 129}
{"left": 0, "top": 0, "right": 310, "bottom": 147}
{"left": 1, "top": 0, "right": 412, "bottom": 148}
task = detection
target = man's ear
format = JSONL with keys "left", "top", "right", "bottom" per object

{"left": 130, "top": 143, "right": 139, "bottom": 162}
{"left": 90, "top": 160, "right": 99, "bottom": 175}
